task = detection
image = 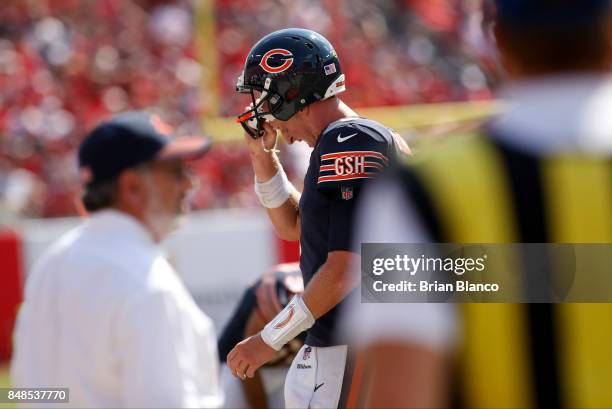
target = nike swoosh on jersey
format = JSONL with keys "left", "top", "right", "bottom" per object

{"left": 314, "top": 382, "right": 325, "bottom": 392}
{"left": 337, "top": 133, "right": 358, "bottom": 143}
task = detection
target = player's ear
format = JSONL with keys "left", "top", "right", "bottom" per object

{"left": 300, "top": 104, "right": 311, "bottom": 118}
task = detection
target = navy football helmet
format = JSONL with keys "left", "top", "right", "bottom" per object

{"left": 236, "top": 28, "right": 346, "bottom": 137}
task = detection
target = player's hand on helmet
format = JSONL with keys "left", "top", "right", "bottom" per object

{"left": 240, "top": 100, "right": 278, "bottom": 154}
{"left": 243, "top": 119, "right": 278, "bottom": 157}
{"left": 227, "top": 333, "right": 276, "bottom": 380}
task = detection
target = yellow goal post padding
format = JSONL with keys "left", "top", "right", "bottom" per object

{"left": 202, "top": 100, "right": 502, "bottom": 143}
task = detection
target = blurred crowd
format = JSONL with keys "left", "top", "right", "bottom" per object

{"left": 217, "top": 0, "right": 498, "bottom": 115}
{"left": 0, "top": 0, "right": 496, "bottom": 220}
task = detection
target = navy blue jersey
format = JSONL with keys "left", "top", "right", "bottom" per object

{"left": 299, "top": 117, "right": 401, "bottom": 346}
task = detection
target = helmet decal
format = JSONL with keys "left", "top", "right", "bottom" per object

{"left": 259, "top": 48, "right": 294, "bottom": 74}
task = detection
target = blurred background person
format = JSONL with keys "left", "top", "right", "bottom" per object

{"left": 345, "top": 0, "right": 612, "bottom": 407}
{"left": 11, "top": 111, "right": 223, "bottom": 408}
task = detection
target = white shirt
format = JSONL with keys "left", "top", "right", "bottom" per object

{"left": 346, "top": 74, "right": 612, "bottom": 348}
{"left": 11, "top": 210, "right": 223, "bottom": 408}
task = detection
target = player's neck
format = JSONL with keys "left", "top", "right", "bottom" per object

{"left": 310, "top": 97, "right": 358, "bottom": 138}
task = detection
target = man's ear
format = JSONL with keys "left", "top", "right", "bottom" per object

{"left": 492, "top": 22, "right": 506, "bottom": 62}
{"left": 487, "top": 21, "right": 498, "bottom": 50}
{"left": 606, "top": 16, "right": 612, "bottom": 69}
{"left": 492, "top": 23, "right": 519, "bottom": 78}
{"left": 116, "top": 170, "right": 147, "bottom": 214}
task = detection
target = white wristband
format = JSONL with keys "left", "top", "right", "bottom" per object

{"left": 261, "top": 295, "right": 315, "bottom": 351}
{"left": 254, "top": 168, "right": 293, "bottom": 208}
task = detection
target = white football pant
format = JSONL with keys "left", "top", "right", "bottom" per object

{"left": 284, "top": 344, "right": 349, "bottom": 409}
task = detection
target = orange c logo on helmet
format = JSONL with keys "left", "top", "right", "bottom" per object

{"left": 260, "top": 48, "right": 294, "bottom": 74}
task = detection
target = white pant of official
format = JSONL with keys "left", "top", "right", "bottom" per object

{"left": 284, "top": 344, "right": 349, "bottom": 409}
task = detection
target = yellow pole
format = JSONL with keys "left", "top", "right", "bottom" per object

{"left": 195, "top": 0, "right": 221, "bottom": 120}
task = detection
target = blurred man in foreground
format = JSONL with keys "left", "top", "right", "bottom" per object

{"left": 228, "top": 28, "right": 410, "bottom": 408}
{"left": 11, "top": 111, "right": 223, "bottom": 408}
{"left": 348, "top": 0, "right": 612, "bottom": 407}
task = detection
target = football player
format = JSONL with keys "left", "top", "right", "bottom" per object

{"left": 227, "top": 28, "right": 410, "bottom": 408}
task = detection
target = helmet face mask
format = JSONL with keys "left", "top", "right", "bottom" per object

{"left": 236, "top": 77, "right": 281, "bottom": 137}
{"left": 236, "top": 28, "right": 345, "bottom": 138}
